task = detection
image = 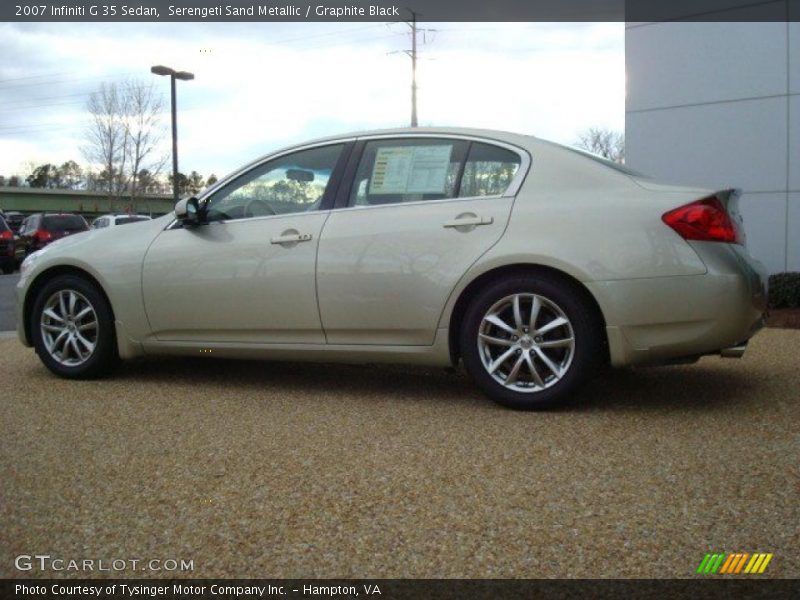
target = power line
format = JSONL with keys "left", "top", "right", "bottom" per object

{"left": 270, "top": 23, "right": 386, "bottom": 45}
{"left": 0, "top": 25, "right": 392, "bottom": 89}
{"left": 0, "top": 123, "right": 77, "bottom": 133}
{"left": 0, "top": 82, "right": 163, "bottom": 109}
{"left": 2, "top": 100, "right": 86, "bottom": 112}
{"left": 0, "top": 70, "right": 72, "bottom": 84}
{"left": 0, "top": 71, "right": 141, "bottom": 90}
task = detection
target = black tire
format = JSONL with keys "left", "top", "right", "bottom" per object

{"left": 2, "top": 266, "right": 12, "bottom": 275}
{"left": 460, "top": 273, "right": 603, "bottom": 410}
{"left": 31, "top": 274, "right": 119, "bottom": 379}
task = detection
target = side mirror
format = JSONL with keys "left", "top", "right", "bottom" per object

{"left": 175, "top": 197, "right": 203, "bottom": 226}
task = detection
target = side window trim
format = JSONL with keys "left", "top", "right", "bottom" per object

{"left": 321, "top": 141, "right": 354, "bottom": 212}
{"left": 452, "top": 141, "right": 472, "bottom": 199}
{"left": 334, "top": 140, "right": 366, "bottom": 210}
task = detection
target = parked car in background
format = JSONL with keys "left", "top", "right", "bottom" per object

{"left": 0, "top": 216, "right": 15, "bottom": 274}
{"left": 15, "top": 213, "right": 89, "bottom": 264}
{"left": 15, "top": 128, "right": 767, "bottom": 410}
{"left": 91, "top": 214, "right": 152, "bottom": 229}
{"left": 1, "top": 211, "right": 25, "bottom": 235}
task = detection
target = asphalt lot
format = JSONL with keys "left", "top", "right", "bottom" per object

{"left": 1, "top": 328, "right": 798, "bottom": 579}
{"left": 0, "top": 273, "right": 19, "bottom": 332}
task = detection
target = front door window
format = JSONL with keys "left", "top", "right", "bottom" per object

{"left": 204, "top": 144, "right": 345, "bottom": 221}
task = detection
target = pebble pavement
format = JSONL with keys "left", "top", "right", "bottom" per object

{"left": 1, "top": 329, "right": 798, "bottom": 578}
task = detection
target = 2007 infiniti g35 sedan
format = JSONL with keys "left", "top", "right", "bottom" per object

{"left": 16, "top": 128, "right": 767, "bottom": 409}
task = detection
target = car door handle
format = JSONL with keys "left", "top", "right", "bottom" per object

{"left": 270, "top": 232, "right": 313, "bottom": 245}
{"left": 443, "top": 215, "right": 494, "bottom": 228}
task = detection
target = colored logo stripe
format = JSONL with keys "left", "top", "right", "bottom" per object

{"left": 744, "top": 553, "right": 773, "bottom": 574}
{"left": 697, "top": 553, "right": 726, "bottom": 574}
{"left": 720, "top": 553, "right": 749, "bottom": 574}
{"left": 697, "top": 553, "right": 773, "bottom": 575}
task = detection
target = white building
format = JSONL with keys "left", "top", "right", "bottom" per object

{"left": 625, "top": 21, "right": 798, "bottom": 274}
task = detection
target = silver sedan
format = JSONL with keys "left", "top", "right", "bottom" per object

{"left": 16, "top": 128, "right": 767, "bottom": 409}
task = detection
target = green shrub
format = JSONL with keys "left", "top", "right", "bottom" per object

{"left": 768, "top": 272, "right": 800, "bottom": 309}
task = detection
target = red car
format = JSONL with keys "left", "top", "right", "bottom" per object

{"left": 0, "top": 216, "right": 15, "bottom": 274}
{"left": 15, "top": 213, "right": 89, "bottom": 265}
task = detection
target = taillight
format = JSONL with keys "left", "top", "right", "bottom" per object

{"left": 34, "top": 230, "right": 53, "bottom": 243}
{"left": 0, "top": 231, "right": 12, "bottom": 240}
{"left": 662, "top": 196, "right": 744, "bottom": 244}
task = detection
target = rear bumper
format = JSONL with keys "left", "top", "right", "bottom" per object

{"left": 588, "top": 242, "right": 767, "bottom": 367}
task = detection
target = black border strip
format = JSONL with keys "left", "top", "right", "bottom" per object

{"left": 3, "top": 578, "right": 800, "bottom": 600}
{"left": 2, "top": 0, "right": 800, "bottom": 22}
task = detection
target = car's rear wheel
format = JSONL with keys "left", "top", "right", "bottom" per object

{"left": 460, "top": 274, "right": 603, "bottom": 410}
{"left": 31, "top": 275, "right": 118, "bottom": 379}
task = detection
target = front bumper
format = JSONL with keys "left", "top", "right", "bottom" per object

{"left": 588, "top": 242, "right": 767, "bottom": 367}
{"left": 16, "top": 273, "right": 32, "bottom": 347}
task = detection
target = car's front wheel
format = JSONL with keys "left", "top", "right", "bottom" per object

{"left": 31, "top": 274, "right": 118, "bottom": 379}
{"left": 460, "top": 274, "right": 603, "bottom": 410}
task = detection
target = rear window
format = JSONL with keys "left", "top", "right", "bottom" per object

{"left": 0, "top": 218, "right": 9, "bottom": 232}
{"left": 42, "top": 215, "right": 88, "bottom": 231}
{"left": 116, "top": 216, "right": 149, "bottom": 225}
{"left": 459, "top": 142, "right": 522, "bottom": 198}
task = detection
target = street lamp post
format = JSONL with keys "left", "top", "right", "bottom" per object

{"left": 150, "top": 65, "right": 194, "bottom": 203}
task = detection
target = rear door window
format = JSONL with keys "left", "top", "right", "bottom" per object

{"left": 347, "top": 138, "right": 524, "bottom": 207}
{"left": 43, "top": 215, "right": 88, "bottom": 232}
{"left": 349, "top": 138, "right": 469, "bottom": 207}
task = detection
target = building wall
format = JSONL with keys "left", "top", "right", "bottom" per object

{"left": 625, "top": 20, "right": 798, "bottom": 274}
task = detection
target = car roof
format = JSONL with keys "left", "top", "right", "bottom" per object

{"left": 283, "top": 126, "right": 538, "bottom": 150}
{"left": 226, "top": 127, "right": 540, "bottom": 183}
{"left": 95, "top": 214, "right": 151, "bottom": 219}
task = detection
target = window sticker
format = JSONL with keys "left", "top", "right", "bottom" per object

{"left": 369, "top": 145, "right": 453, "bottom": 194}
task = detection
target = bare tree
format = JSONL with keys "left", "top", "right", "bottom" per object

{"left": 83, "top": 80, "right": 166, "bottom": 200}
{"left": 575, "top": 127, "right": 625, "bottom": 163}
{"left": 83, "top": 83, "right": 126, "bottom": 198}
{"left": 121, "top": 80, "right": 166, "bottom": 201}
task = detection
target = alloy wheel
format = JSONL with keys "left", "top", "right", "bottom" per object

{"left": 39, "top": 289, "right": 99, "bottom": 367}
{"left": 477, "top": 293, "right": 575, "bottom": 393}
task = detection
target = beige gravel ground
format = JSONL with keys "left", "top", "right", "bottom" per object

{"left": 1, "top": 328, "right": 798, "bottom": 579}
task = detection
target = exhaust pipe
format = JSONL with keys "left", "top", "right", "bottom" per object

{"left": 720, "top": 343, "right": 747, "bottom": 359}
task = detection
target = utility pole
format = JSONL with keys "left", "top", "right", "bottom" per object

{"left": 410, "top": 10, "right": 417, "bottom": 127}
{"left": 390, "top": 10, "right": 435, "bottom": 127}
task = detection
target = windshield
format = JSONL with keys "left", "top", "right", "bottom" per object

{"left": 116, "top": 216, "right": 149, "bottom": 225}
{"left": 43, "top": 215, "right": 88, "bottom": 231}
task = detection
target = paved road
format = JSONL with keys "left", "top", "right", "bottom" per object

{"left": 0, "top": 273, "right": 19, "bottom": 332}
{"left": 1, "top": 328, "right": 797, "bottom": 579}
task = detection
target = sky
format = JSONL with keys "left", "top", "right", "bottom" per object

{"left": 0, "top": 22, "right": 624, "bottom": 181}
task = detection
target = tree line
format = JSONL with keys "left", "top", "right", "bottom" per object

{"left": 0, "top": 163, "right": 218, "bottom": 197}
